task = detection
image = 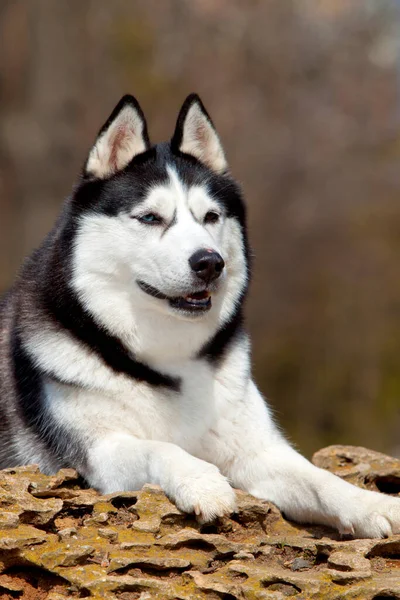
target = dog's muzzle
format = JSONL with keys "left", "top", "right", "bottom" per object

{"left": 137, "top": 280, "right": 212, "bottom": 313}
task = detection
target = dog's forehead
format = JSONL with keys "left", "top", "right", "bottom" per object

{"left": 149, "top": 144, "right": 246, "bottom": 224}
{"left": 142, "top": 165, "right": 216, "bottom": 215}
{"left": 87, "top": 141, "right": 244, "bottom": 221}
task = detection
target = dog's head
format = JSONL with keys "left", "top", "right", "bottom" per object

{"left": 70, "top": 94, "right": 249, "bottom": 335}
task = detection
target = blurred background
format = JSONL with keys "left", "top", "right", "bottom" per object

{"left": 1, "top": 0, "right": 400, "bottom": 457}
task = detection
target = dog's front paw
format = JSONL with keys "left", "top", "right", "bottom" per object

{"left": 339, "top": 491, "right": 400, "bottom": 538}
{"left": 174, "top": 464, "right": 236, "bottom": 523}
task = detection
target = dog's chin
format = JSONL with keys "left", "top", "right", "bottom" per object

{"left": 137, "top": 280, "right": 213, "bottom": 317}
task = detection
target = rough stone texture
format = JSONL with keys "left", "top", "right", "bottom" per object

{"left": 312, "top": 445, "right": 400, "bottom": 494}
{"left": 0, "top": 446, "right": 398, "bottom": 599}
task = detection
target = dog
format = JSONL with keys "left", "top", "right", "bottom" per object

{"left": 0, "top": 94, "right": 399, "bottom": 538}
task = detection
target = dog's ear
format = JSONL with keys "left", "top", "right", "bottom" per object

{"left": 84, "top": 95, "right": 150, "bottom": 179}
{"left": 171, "top": 94, "right": 227, "bottom": 174}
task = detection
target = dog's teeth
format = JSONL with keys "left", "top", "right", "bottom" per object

{"left": 185, "top": 291, "right": 210, "bottom": 302}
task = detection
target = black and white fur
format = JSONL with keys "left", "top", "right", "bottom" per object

{"left": 1, "top": 94, "right": 399, "bottom": 538}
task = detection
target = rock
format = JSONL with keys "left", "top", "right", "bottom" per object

{"left": 97, "top": 527, "right": 118, "bottom": 542}
{"left": 0, "top": 512, "right": 20, "bottom": 529}
{"left": 233, "top": 551, "right": 255, "bottom": 560}
{"left": 107, "top": 553, "right": 191, "bottom": 573}
{"left": 327, "top": 550, "right": 372, "bottom": 583}
{"left": 328, "top": 550, "right": 371, "bottom": 572}
{"left": 130, "top": 483, "right": 185, "bottom": 532}
{"left": 366, "top": 535, "right": 400, "bottom": 557}
{"left": 0, "top": 446, "right": 398, "bottom": 599}
{"left": 0, "top": 468, "right": 64, "bottom": 526}
{"left": 290, "top": 557, "right": 313, "bottom": 571}
{"left": 0, "top": 575, "right": 24, "bottom": 593}
{"left": 312, "top": 444, "right": 400, "bottom": 493}
{"left": 24, "top": 542, "right": 95, "bottom": 570}
{"left": 0, "top": 524, "right": 49, "bottom": 550}
{"left": 57, "top": 526, "right": 78, "bottom": 539}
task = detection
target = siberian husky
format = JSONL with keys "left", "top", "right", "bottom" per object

{"left": 0, "top": 94, "right": 399, "bottom": 538}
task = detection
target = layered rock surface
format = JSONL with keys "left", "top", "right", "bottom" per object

{"left": 0, "top": 445, "right": 399, "bottom": 599}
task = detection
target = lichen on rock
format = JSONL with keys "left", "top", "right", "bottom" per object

{"left": 0, "top": 446, "right": 399, "bottom": 599}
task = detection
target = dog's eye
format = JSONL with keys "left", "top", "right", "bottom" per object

{"left": 204, "top": 211, "right": 220, "bottom": 224}
{"left": 138, "top": 213, "right": 162, "bottom": 225}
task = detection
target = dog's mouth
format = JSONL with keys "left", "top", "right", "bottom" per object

{"left": 170, "top": 290, "right": 211, "bottom": 311}
{"left": 137, "top": 281, "right": 212, "bottom": 313}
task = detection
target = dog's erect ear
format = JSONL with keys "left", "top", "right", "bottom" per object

{"left": 171, "top": 94, "right": 227, "bottom": 174}
{"left": 84, "top": 95, "right": 150, "bottom": 179}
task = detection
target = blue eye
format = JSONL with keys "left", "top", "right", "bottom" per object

{"left": 138, "top": 213, "right": 162, "bottom": 224}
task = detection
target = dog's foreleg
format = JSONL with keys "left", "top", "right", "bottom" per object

{"left": 214, "top": 381, "right": 400, "bottom": 538}
{"left": 86, "top": 433, "right": 236, "bottom": 522}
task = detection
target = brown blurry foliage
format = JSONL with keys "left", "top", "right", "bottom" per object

{"left": 1, "top": 0, "right": 400, "bottom": 456}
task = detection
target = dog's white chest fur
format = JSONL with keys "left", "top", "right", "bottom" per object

{"left": 45, "top": 337, "right": 249, "bottom": 462}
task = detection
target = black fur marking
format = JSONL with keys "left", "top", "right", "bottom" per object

{"left": 37, "top": 223, "right": 180, "bottom": 392}
{"left": 198, "top": 305, "right": 245, "bottom": 364}
{"left": 12, "top": 327, "right": 82, "bottom": 466}
{"left": 0, "top": 293, "right": 13, "bottom": 438}
{"left": 76, "top": 147, "right": 163, "bottom": 217}
{"left": 12, "top": 329, "right": 42, "bottom": 430}
{"left": 41, "top": 265, "right": 180, "bottom": 392}
{"left": 137, "top": 280, "right": 169, "bottom": 301}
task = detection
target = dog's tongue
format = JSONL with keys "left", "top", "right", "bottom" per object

{"left": 186, "top": 290, "right": 210, "bottom": 301}
{"left": 185, "top": 290, "right": 211, "bottom": 304}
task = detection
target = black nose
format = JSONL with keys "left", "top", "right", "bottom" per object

{"left": 189, "top": 249, "right": 225, "bottom": 282}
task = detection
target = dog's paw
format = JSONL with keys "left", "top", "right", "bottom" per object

{"left": 173, "top": 464, "right": 236, "bottom": 523}
{"left": 338, "top": 491, "right": 400, "bottom": 538}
